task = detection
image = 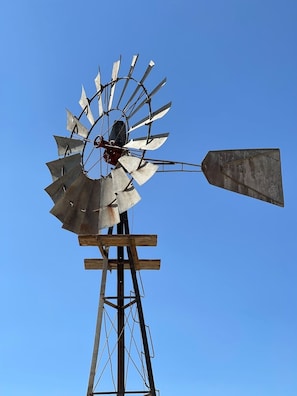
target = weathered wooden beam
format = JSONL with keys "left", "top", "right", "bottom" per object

{"left": 84, "top": 259, "right": 161, "bottom": 270}
{"left": 78, "top": 234, "right": 157, "bottom": 247}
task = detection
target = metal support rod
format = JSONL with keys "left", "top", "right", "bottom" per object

{"left": 87, "top": 227, "right": 113, "bottom": 396}
{"left": 122, "top": 212, "right": 157, "bottom": 396}
{"left": 117, "top": 220, "right": 125, "bottom": 396}
{"left": 87, "top": 250, "right": 109, "bottom": 396}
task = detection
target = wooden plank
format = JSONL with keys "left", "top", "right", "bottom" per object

{"left": 128, "top": 237, "right": 140, "bottom": 271}
{"left": 84, "top": 259, "right": 161, "bottom": 270}
{"left": 78, "top": 234, "right": 157, "bottom": 247}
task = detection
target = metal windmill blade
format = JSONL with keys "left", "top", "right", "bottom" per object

{"left": 45, "top": 56, "right": 171, "bottom": 234}
{"left": 53, "top": 135, "right": 84, "bottom": 156}
{"left": 124, "top": 133, "right": 169, "bottom": 151}
{"left": 116, "top": 54, "right": 139, "bottom": 108}
{"left": 94, "top": 70, "right": 104, "bottom": 118}
{"left": 46, "top": 153, "right": 82, "bottom": 182}
{"left": 108, "top": 59, "right": 121, "bottom": 111}
{"left": 118, "top": 155, "right": 158, "bottom": 186}
{"left": 66, "top": 109, "right": 89, "bottom": 138}
{"left": 126, "top": 77, "right": 167, "bottom": 120}
{"left": 79, "top": 86, "right": 95, "bottom": 126}
{"left": 122, "top": 59, "right": 155, "bottom": 113}
{"left": 52, "top": 174, "right": 119, "bottom": 234}
{"left": 128, "top": 102, "right": 172, "bottom": 133}
{"left": 45, "top": 164, "right": 83, "bottom": 204}
{"left": 111, "top": 167, "right": 141, "bottom": 213}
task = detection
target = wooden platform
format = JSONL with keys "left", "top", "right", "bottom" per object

{"left": 78, "top": 234, "right": 160, "bottom": 271}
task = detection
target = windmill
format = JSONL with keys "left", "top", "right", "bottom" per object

{"left": 45, "top": 55, "right": 284, "bottom": 396}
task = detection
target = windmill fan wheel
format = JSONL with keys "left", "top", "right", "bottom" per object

{"left": 45, "top": 55, "right": 171, "bottom": 234}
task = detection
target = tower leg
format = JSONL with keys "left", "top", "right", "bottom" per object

{"left": 117, "top": 220, "right": 125, "bottom": 396}
{"left": 87, "top": 250, "right": 109, "bottom": 396}
{"left": 87, "top": 228, "right": 113, "bottom": 396}
{"left": 122, "top": 212, "right": 157, "bottom": 396}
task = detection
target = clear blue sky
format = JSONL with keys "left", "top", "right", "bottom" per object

{"left": 1, "top": 1, "right": 296, "bottom": 395}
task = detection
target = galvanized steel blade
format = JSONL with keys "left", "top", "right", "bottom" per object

{"left": 57, "top": 174, "right": 101, "bottom": 234}
{"left": 51, "top": 173, "right": 119, "bottom": 234}
{"left": 124, "top": 133, "right": 169, "bottom": 151}
{"left": 128, "top": 102, "right": 171, "bottom": 133}
{"left": 127, "top": 78, "right": 167, "bottom": 119}
{"left": 116, "top": 184, "right": 141, "bottom": 213}
{"left": 100, "top": 175, "right": 117, "bottom": 206}
{"left": 66, "top": 109, "right": 89, "bottom": 138}
{"left": 108, "top": 59, "right": 120, "bottom": 111}
{"left": 45, "top": 164, "right": 82, "bottom": 203}
{"left": 118, "top": 155, "right": 142, "bottom": 173}
{"left": 50, "top": 172, "right": 92, "bottom": 222}
{"left": 118, "top": 155, "right": 158, "bottom": 185}
{"left": 122, "top": 60, "right": 155, "bottom": 113}
{"left": 94, "top": 70, "right": 104, "bottom": 118}
{"left": 46, "top": 153, "right": 82, "bottom": 181}
{"left": 54, "top": 135, "right": 85, "bottom": 156}
{"left": 117, "top": 54, "right": 139, "bottom": 108}
{"left": 79, "top": 86, "right": 95, "bottom": 125}
{"left": 111, "top": 167, "right": 132, "bottom": 192}
{"left": 202, "top": 149, "right": 284, "bottom": 207}
{"left": 131, "top": 162, "right": 158, "bottom": 185}
{"left": 98, "top": 205, "right": 120, "bottom": 230}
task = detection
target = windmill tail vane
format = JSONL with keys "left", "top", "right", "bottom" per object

{"left": 202, "top": 148, "right": 284, "bottom": 207}
{"left": 147, "top": 147, "right": 284, "bottom": 207}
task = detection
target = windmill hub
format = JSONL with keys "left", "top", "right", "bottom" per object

{"left": 94, "top": 120, "right": 128, "bottom": 166}
{"left": 94, "top": 135, "right": 127, "bottom": 166}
